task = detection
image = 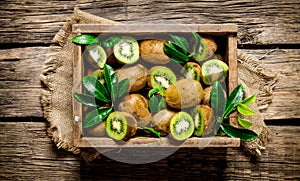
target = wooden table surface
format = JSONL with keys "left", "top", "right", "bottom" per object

{"left": 0, "top": 1, "right": 299, "bottom": 180}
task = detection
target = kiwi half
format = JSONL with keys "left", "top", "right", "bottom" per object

{"left": 105, "top": 111, "right": 137, "bottom": 141}
{"left": 147, "top": 66, "right": 177, "bottom": 90}
{"left": 113, "top": 36, "right": 139, "bottom": 64}
{"left": 169, "top": 112, "right": 195, "bottom": 141}
{"left": 201, "top": 59, "right": 229, "bottom": 85}
{"left": 193, "top": 36, "right": 217, "bottom": 63}
{"left": 180, "top": 62, "right": 202, "bottom": 81}
{"left": 85, "top": 44, "right": 107, "bottom": 68}
{"left": 190, "top": 106, "right": 205, "bottom": 136}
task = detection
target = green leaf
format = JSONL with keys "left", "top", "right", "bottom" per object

{"left": 241, "top": 95, "right": 256, "bottom": 105}
{"left": 192, "top": 32, "right": 201, "bottom": 55}
{"left": 223, "top": 84, "right": 244, "bottom": 118}
{"left": 210, "top": 81, "right": 226, "bottom": 119}
{"left": 74, "top": 93, "right": 98, "bottom": 107}
{"left": 148, "top": 95, "right": 159, "bottom": 114}
{"left": 158, "top": 97, "right": 166, "bottom": 111}
{"left": 143, "top": 127, "right": 161, "bottom": 139}
{"left": 72, "top": 34, "right": 99, "bottom": 45}
{"left": 237, "top": 103, "right": 255, "bottom": 116}
{"left": 102, "top": 36, "right": 122, "bottom": 48}
{"left": 163, "top": 43, "right": 189, "bottom": 64}
{"left": 82, "top": 76, "right": 110, "bottom": 103}
{"left": 104, "top": 64, "right": 119, "bottom": 101}
{"left": 220, "top": 123, "right": 258, "bottom": 142}
{"left": 84, "top": 107, "right": 113, "bottom": 128}
{"left": 237, "top": 117, "right": 252, "bottom": 129}
{"left": 170, "top": 34, "right": 189, "bottom": 55}
{"left": 118, "top": 78, "right": 130, "bottom": 98}
{"left": 148, "top": 88, "right": 160, "bottom": 98}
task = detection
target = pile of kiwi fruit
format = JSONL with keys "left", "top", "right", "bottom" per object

{"left": 83, "top": 33, "right": 229, "bottom": 142}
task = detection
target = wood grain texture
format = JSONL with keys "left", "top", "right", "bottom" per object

{"left": 0, "top": 122, "right": 299, "bottom": 180}
{"left": 0, "top": 0, "right": 299, "bottom": 44}
{"left": 0, "top": 47, "right": 299, "bottom": 119}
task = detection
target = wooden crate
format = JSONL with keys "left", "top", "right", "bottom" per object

{"left": 72, "top": 24, "right": 239, "bottom": 148}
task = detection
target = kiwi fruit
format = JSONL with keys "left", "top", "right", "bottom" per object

{"left": 201, "top": 59, "right": 229, "bottom": 85}
{"left": 202, "top": 86, "right": 212, "bottom": 106}
{"left": 118, "top": 94, "right": 152, "bottom": 127}
{"left": 165, "top": 79, "right": 203, "bottom": 109}
{"left": 85, "top": 121, "right": 106, "bottom": 137}
{"left": 151, "top": 109, "right": 176, "bottom": 136}
{"left": 140, "top": 39, "right": 170, "bottom": 64}
{"left": 147, "top": 66, "right": 177, "bottom": 90}
{"left": 113, "top": 36, "right": 139, "bottom": 64}
{"left": 105, "top": 111, "right": 137, "bottom": 141}
{"left": 191, "top": 105, "right": 215, "bottom": 136}
{"left": 90, "top": 69, "right": 105, "bottom": 85}
{"left": 193, "top": 36, "right": 217, "bottom": 62}
{"left": 180, "top": 62, "right": 202, "bottom": 81}
{"left": 116, "top": 64, "right": 148, "bottom": 92}
{"left": 85, "top": 44, "right": 107, "bottom": 68}
{"left": 169, "top": 112, "right": 195, "bottom": 141}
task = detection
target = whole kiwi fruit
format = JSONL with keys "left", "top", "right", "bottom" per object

{"left": 118, "top": 94, "right": 152, "bottom": 127}
{"left": 140, "top": 39, "right": 170, "bottom": 64}
{"left": 116, "top": 64, "right": 148, "bottom": 92}
{"left": 165, "top": 79, "right": 203, "bottom": 109}
{"left": 151, "top": 109, "right": 176, "bottom": 136}
{"left": 85, "top": 121, "right": 106, "bottom": 137}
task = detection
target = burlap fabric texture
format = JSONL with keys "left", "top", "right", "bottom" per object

{"left": 40, "top": 8, "right": 277, "bottom": 161}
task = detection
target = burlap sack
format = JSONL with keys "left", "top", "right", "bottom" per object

{"left": 40, "top": 7, "right": 277, "bottom": 161}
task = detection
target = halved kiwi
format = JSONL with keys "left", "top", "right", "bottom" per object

{"left": 147, "top": 66, "right": 177, "bottom": 90}
{"left": 105, "top": 111, "right": 137, "bottom": 141}
{"left": 193, "top": 36, "right": 217, "bottom": 63}
{"left": 190, "top": 106, "right": 205, "bottom": 136}
{"left": 201, "top": 59, "right": 228, "bottom": 85}
{"left": 169, "top": 112, "right": 194, "bottom": 141}
{"left": 180, "top": 62, "right": 202, "bottom": 81}
{"left": 113, "top": 36, "right": 139, "bottom": 64}
{"left": 85, "top": 44, "right": 107, "bottom": 68}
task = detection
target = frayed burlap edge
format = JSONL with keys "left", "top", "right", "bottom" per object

{"left": 237, "top": 50, "right": 277, "bottom": 156}
{"left": 41, "top": 8, "right": 277, "bottom": 161}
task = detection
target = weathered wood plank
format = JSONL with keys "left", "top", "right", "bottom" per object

{"left": 0, "top": 0, "right": 299, "bottom": 44}
{"left": 0, "top": 122, "right": 299, "bottom": 180}
{"left": 0, "top": 47, "right": 299, "bottom": 119}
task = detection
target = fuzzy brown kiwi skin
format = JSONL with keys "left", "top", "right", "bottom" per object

{"left": 85, "top": 121, "right": 106, "bottom": 137}
{"left": 202, "top": 86, "right": 212, "bottom": 106}
{"left": 151, "top": 109, "right": 176, "bottom": 136}
{"left": 116, "top": 64, "right": 148, "bottom": 92}
{"left": 140, "top": 40, "right": 170, "bottom": 64}
{"left": 118, "top": 94, "right": 152, "bottom": 127}
{"left": 165, "top": 79, "right": 203, "bottom": 109}
{"left": 202, "top": 36, "right": 217, "bottom": 61}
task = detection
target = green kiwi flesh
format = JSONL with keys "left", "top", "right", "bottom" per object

{"left": 190, "top": 106, "right": 205, "bottom": 136}
{"left": 202, "top": 59, "right": 228, "bottom": 85}
{"left": 193, "top": 38, "right": 207, "bottom": 62}
{"left": 170, "top": 112, "right": 194, "bottom": 141}
{"left": 86, "top": 44, "right": 107, "bottom": 68}
{"left": 106, "top": 112, "right": 137, "bottom": 141}
{"left": 148, "top": 66, "right": 177, "bottom": 90}
{"left": 181, "top": 62, "right": 202, "bottom": 81}
{"left": 113, "top": 36, "right": 139, "bottom": 64}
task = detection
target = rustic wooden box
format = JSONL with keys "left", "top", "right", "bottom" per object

{"left": 72, "top": 24, "right": 239, "bottom": 148}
